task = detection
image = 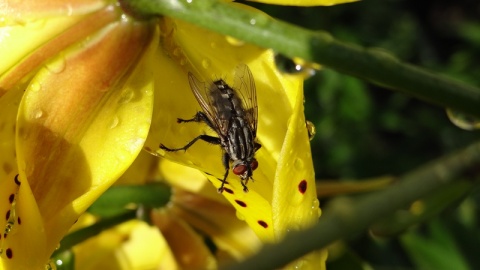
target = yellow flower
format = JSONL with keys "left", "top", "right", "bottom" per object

{"left": 0, "top": 1, "right": 156, "bottom": 268}
{"left": 0, "top": 0, "right": 352, "bottom": 269}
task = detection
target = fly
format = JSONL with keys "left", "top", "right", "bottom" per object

{"left": 160, "top": 64, "right": 260, "bottom": 193}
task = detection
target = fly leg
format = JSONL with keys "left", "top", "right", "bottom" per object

{"left": 177, "top": 111, "right": 217, "bottom": 131}
{"left": 160, "top": 135, "right": 220, "bottom": 152}
{"left": 218, "top": 153, "right": 248, "bottom": 193}
{"left": 218, "top": 152, "right": 230, "bottom": 193}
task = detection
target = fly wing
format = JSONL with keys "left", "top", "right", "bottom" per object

{"left": 188, "top": 72, "right": 230, "bottom": 136}
{"left": 233, "top": 64, "right": 258, "bottom": 136}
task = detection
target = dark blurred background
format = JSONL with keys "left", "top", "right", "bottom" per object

{"left": 244, "top": 0, "right": 480, "bottom": 269}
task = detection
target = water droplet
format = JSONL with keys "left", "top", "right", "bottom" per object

{"left": 249, "top": 18, "right": 256, "bottom": 25}
{"left": 118, "top": 91, "right": 134, "bottom": 105}
{"left": 294, "top": 259, "right": 308, "bottom": 270}
{"left": 179, "top": 58, "right": 186, "bottom": 66}
{"left": 446, "top": 109, "right": 480, "bottom": 130}
{"left": 186, "top": 0, "right": 193, "bottom": 3}
{"left": 226, "top": 36, "right": 245, "bottom": 47}
{"left": 45, "top": 260, "right": 57, "bottom": 270}
{"left": 310, "top": 199, "right": 321, "bottom": 218}
{"left": 294, "top": 158, "right": 304, "bottom": 171}
{"left": 305, "top": 120, "right": 316, "bottom": 140}
{"left": 235, "top": 210, "right": 245, "bottom": 221}
{"left": 144, "top": 87, "right": 153, "bottom": 96}
{"left": 29, "top": 82, "right": 41, "bottom": 92}
{"left": 109, "top": 116, "right": 119, "bottom": 129}
{"left": 274, "top": 54, "right": 317, "bottom": 79}
{"left": 201, "top": 59, "right": 210, "bottom": 69}
{"left": 33, "top": 109, "right": 46, "bottom": 119}
{"left": 173, "top": 47, "right": 181, "bottom": 57}
{"left": 120, "top": 14, "right": 129, "bottom": 22}
{"left": 45, "top": 57, "right": 66, "bottom": 74}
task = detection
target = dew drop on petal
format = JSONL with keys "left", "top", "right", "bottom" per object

{"left": 310, "top": 199, "right": 321, "bottom": 218}
{"left": 32, "top": 109, "right": 45, "bottom": 120}
{"left": 45, "top": 56, "right": 66, "bottom": 74}
{"left": 173, "top": 47, "right": 181, "bottom": 57}
{"left": 29, "top": 82, "right": 41, "bottom": 92}
{"left": 294, "top": 158, "right": 304, "bottom": 171}
{"left": 226, "top": 36, "right": 245, "bottom": 47}
{"left": 201, "top": 59, "right": 210, "bottom": 69}
{"left": 118, "top": 91, "right": 135, "bottom": 105}
{"left": 446, "top": 109, "right": 480, "bottom": 130}
{"left": 108, "top": 116, "right": 119, "bottom": 129}
{"left": 235, "top": 210, "right": 245, "bottom": 221}
{"left": 249, "top": 18, "right": 256, "bottom": 25}
{"left": 305, "top": 120, "right": 316, "bottom": 141}
{"left": 294, "top": 259, "right": 308, "bottom": 270}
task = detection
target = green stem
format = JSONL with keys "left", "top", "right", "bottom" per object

{"left": 123, "top": 0, "right": 480, "bottom": 118}
{"left": 52, "top": 210, "right": 137, "bottom": 257}
{"left": 225, "top": 140, "right": 480, "bottom": 270}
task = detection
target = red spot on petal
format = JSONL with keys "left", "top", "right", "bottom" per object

{"left": 17, "top": 217, "right": 21, "bottom": 225}
{"left": 223, "top": 187, "right": 234, "bottom": 194}
{"left": 298, "top": 180, "right": 307, "bottom": 194}
{"left": 258, "top": 220, "right": 268, "bottom": 228}
{"left": 235, "top": 200, "right": 247, "bottom": 207}
{"left": 8, "top": 194, "right": 14, "bottom": 204}
{"left": 6, "top": 248, "right": 12, "bottom": 259}
{"left": 5, "top": 210, "right": 10, "bottom": 220}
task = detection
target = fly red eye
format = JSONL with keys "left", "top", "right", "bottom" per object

{"left": 250, "top": 159, "right": 258, "bottom": 170}
{"left": 233, "top": 164, "right": 247, "bottom": 175}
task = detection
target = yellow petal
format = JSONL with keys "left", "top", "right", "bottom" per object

{"left": 151, "top": 208, "right": 217, "bottom": 269}
{"left": 74, "top": 216, "right": 177, "bottom": 270}
{"left": 158, "top": 158, "right": 231, "bottom": 206}
{"left": 0, "top": 71, "right": 47, "bottom": 269}
{"left": 271, "top": 76, "right": 326, "bottom": 269}
{"left": 0, "top": 0, "right": 105, "bottom": 23}
{"left": 0, "top": 5, "right": 119, "bottom": 97}
{"left": 169, "top": 189, "right": 262, "bottom": 261}
{"left": 12, "top": 19, "right": 156, "bottom": 267}
{"left": 247, "top": 0, "right": 358, "bottom": 6}
{"left": 0, "top": 173, "right": 47, "bottom": 269}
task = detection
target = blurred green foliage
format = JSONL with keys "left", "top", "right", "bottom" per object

{"left": 247, "top": 0, "right": 480, "bottom": 269}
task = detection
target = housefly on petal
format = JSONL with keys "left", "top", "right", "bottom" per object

{"left": 160, "top": 64, "right": 260, "bottom": 193}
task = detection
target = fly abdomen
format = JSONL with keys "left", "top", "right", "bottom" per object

{"left": 227, "top": 117, "right": 255, "bottom": 162}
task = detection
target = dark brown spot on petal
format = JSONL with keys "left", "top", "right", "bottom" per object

{"left": 235, "top": 200, "right": 247, "bottom": 207}
{"left": 3, "top": 233, "right": 7, "bottom": 239}
{"left": 298, "top": 180, "right": 307, "bottom": 194}
{"left": 14, "top": 174, "right": 21, "bottom": 186}
{"left": 17, "top": 217, "right": 21, "bottom": 225}
{"left": 223, "top": 187, "right": 234, "bottom": 194}
{"left": 6, "top": 248, "right": 12, "bottom": 259}
{"left": 5, "top": 210, "right": 10, "bottom": 220}
{"left": 258, "top": 220, "right": 268, "bottom": 228}
{"left": 8, "top": 194, "right": 14, "bottom": 204}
